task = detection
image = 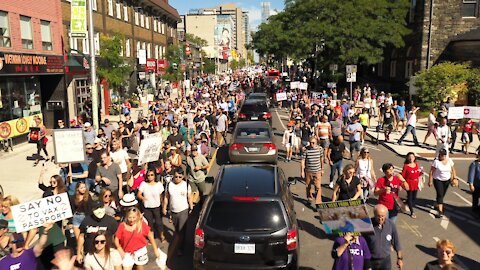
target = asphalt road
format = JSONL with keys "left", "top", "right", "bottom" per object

{"left": 148, "top": 107, "right": 480, "bottom": 270}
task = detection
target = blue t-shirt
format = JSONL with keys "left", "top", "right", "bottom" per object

{"left": 332, "top": 236, "right": 371, "bottom": 270}
{"left": 397, "top": 105, "right": 406, "bottom": 119}
{"left": 341, "top": 104, "right": 350, "bottom": 117}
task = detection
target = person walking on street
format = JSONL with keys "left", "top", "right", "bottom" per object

{"left": 327, "top": 135, "right": 348, "bottom": 189}
{"left": 401, "top": 152, "right": 422, "bottom": 219}
{"left": 365, "top": 204, "right": 404, "bottom": 270}
{"left": 346, "top": 117, "right": 363, "bottom": 160}
{"left": 84, "top": 231, "right": 122, "bottom": 270}
{"left": 355, "top": 147, "right": 377, "bottom": 199}
{"left": 428, "top": 149, "right": 458, "bottom": 218}
{"left": 186, "top": 144, "right": 209, "bottom": 203}
{"left": 461, "top": 118, "right": 474, "bottom": 154}
{"left": 375, "top": 163, "right": 409, "bottom": 222}
{"left": 383, "top": 105, "right": 396, "bottom": 142}
{"left": 331, "top": 232, "right": 372, "bottom": 270}
{"left": 215, "top": 110, "right": 228, "bottom": 146}
{"left": 435, "top": 117, "right": 451, "bottom": 158}
{"left": 33, "top": 116, "right": 50, "bottom": 166}
{"left": 467, "top": 151, "right": 480, "bottom": 219}
{"left": 397, "top": 105, "right": 420, "bottom": 146}
{"left": 300, "top": 137, "right": 324, "bottom": 205}
{"left": 423, "top": 107, "right": 437, "bottom": 145}
{"left": 96, "top": 151, "right": 124, "bottom": 200}
{"left": 331, "top": 164, "right": 362, "bottom": 202}
{"left": 283, "top": 124, "right": 296, "bottom": 162}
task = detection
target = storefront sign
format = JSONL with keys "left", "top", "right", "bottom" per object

{"left": 0, "top": 113, "right": 42, "bottom": 140}
{"left": 146, "top": 59, "right": 156, "bottom": 71}
{"left": 52, "top": 129, "right": 86, "bottom": 163}
{"left": 317, "top": 199, "right": 374, "bottom": 235}
{"left": 11, "top": 193, "right": 73, "bottom": 233}
{"left": 0, "top": 52, "right": 64, "bottom": 75}
{"left": 157, "top": 59, "right": 168, "bottom": 75}
{"left": 70, "top": 0, "right": 87, "bottom": 38}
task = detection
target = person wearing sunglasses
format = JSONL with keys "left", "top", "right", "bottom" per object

{"left": 100, "top": 188, "right": 120, "bottom": 220}
{"left": 355, "top": 148, "right": 377, "bottom": 199}
{"left": 84, "top": 231, "right": 122, "bottom": 270}
{"left": 0, "top": 223, "right": 53, "bottom": 270}
{"left": 424, "top": 239, "right": 465, "bottom": 270}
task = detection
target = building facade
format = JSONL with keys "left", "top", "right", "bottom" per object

{"left": 0, "top": 0, "right": 65, "bottom": 141}
{"left": 61, "top": 0, "right": 180, "bottom": 119}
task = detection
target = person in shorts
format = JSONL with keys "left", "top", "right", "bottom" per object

{"left": 300, "top": 137, "right": 324, "bottom": 205}
{"left": 346, "top": 117, "right": 363, "bottom": 160}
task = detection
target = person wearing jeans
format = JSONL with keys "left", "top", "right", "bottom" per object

{"left": 467, "top": 152, "right": 480, "bottom": 218}
{"left": 401, "top": 152, "right": 422, "bottom": 219}
{"left": 397, "top": 106, "right": 420, "bottom": 146}
{"left": 327, "top": 135, "right": 347, "bottom": 189}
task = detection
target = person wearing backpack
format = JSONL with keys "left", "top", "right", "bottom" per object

{"left": 467, "top": 151, "right": 480, "bottom": 219}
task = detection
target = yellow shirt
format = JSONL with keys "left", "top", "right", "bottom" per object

{"left": 359, "top": 113, "right": 369, "bottom": 126}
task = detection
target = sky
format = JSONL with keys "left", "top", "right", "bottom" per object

{"left": 169, "top": 0, "right": 285, "bottom": 30}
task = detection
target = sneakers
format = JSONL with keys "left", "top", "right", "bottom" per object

{"left": 329, "top": 182, "right": 334, "bottom": 189}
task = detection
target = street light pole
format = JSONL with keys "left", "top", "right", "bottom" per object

{"left": 88, "top": 0, "right": 99, "bottom": 129}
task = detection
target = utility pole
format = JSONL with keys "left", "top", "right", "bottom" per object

{"left": 87, "top": 0, "right": 99, "bottom": 129}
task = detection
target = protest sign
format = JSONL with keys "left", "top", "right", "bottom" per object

{"left": 11, "top": 193, "right": 73, "bottom": 233}
{"left": 311, "top": 92, "right": 322, "bottom": 104}
{"left": 138, "top": 133, "right": 163, "bottom": 165}
{"left": 299, "top": 82, "right": 309, "bottom": 90}
{"left": 276, "top": 92, "right": 287, "bottom": 101}
{"left": 317, "top": 199, "right": 374, "bottom": 235}
{"left": 448, "top": 107, "right": 464, "bottom": 119}
{"left": 290, "top": 81, "right": 300, "bottom": 89}
{"left": 448, "top": 106, "right": 480, "bottom": 119}
{"left": 53, "top": 129, "right": 86, "bottom": 164}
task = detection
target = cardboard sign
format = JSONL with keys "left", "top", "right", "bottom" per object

{"left": 11, "top": 193, "right": 73, "bottom": 233}
{"left": 290, "top": 81, "right": 300, "bottom": 89}
{"left": 311, "top": 92, "right": 322, "bottom": 104}
{"left": 447, "top": 107, "right": 464, "bottom": 119}
{"left": 53, "top": 129, "right": 86, "bottom": 164}
{"left": 276, "top": 92, "right": 287, "bottom": 101}
{"left": 317, "top": 199, "right": 374, "bottom": 235}
{"left": 138, "top": 133, "right": 163, "bottom": 165}
{"left": 299, "top": 82, "right": 309, "bottom": 90}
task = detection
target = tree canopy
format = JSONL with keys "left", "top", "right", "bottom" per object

{"left": 185, "top": 33, "right": 208, "bottom": 48}
{"left": 97, "top": 33, "right": 132, "bottom": 90}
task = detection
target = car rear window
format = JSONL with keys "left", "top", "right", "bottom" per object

{"left": 236, "top": 127, "right": 270, "bottom": 139}
{"left": 206, "top": 201, "right": 286, "bottom": 232}
{"left": 241, "top": 103, "right": 268, "bottom": 112}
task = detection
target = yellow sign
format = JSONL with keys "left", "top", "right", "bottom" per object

{"left": 0, "top": 114, "right": 42, "bottom": 140}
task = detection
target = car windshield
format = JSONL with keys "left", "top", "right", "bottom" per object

{"left": 236, "top": 127, "right": 270, "bottom": 139}
{"left": 206, "top": 201, "right": 286, "bottom": 232}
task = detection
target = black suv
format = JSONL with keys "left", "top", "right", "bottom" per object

{"left": 193, "top": 164, "right": 299, "bottom": 270}
{"left": 237, "top": 100, "right": 272, "bottom": 126}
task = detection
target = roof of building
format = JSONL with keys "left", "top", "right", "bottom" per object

{"left": 450, "top": 27, "right": 480, "bottom": 42}
{"left": 146, "top": 0, "right": 180, "bottom": 22}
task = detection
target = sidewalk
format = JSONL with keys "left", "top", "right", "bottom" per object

{"left": 364, "top": 117, "right": 478, "bottom": 161}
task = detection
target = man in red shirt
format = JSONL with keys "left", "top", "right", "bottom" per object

{"left": 374, "top": 163, "right": 409, "bottom": 223}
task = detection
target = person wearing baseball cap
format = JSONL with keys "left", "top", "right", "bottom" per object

{"left": 346, "top": 116, "right": 363, "bottom": 161}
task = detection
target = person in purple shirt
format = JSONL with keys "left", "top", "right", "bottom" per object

{"left": 0, "top": 223, "right": 53, "bottom": 270}
{"left": 331, "top": 232, "right": 372, "bottom": 270}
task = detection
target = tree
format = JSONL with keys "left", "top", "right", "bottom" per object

{"left": 230, "top": 59, "right": 239, "bottom": 71}
{"left": 185, "top": 33, "right": 208, "bottom": 48}
{"left": 97, "top": 33, "right": 133, "bottom": 95}
{"left": 203, "top": 58, "right": 216, "bottom": 74}
{"left": 414, "top": 62, "right": 471, "bottom": 107}
{"left": 163, "top": 44, "right": 185, "bottom": 82}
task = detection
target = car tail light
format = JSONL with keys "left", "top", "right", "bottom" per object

{"left": 232, "top": 196, "right": 259, "bottom": 201}
{"left": 230, "top": 143, "right": 244, "bottom": 151}
{"left": 287, "top": 225, "right": 298, "bottom": 251}
{"left": 238, "top": 113, "right": 247, "bottom": 119}
{"left": 263, "top": 112, "right": 272, "bottom": 119}
{"left": 194, "top": 227, "right": 205, "bottom": 249}
{"left": 263, "top": 143, "right": 276, "bottom": 150}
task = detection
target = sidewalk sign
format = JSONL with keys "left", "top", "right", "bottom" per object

{"left": 276, "top": 92, "right": 287, "bottom": 101}
{"left": 138, "top": 133, "right": 163, "bottom": 165}
{"left": 317, "top": 199, "right": 374, "bottom": 235}
{"left": 11, "top": 193, "right": 73, "bottom": 233}
{"left": 53, "top": 129, "right": 86, "bottom": 164}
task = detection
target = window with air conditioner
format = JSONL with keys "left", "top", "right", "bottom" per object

{"left": 116, "top": 1, "right": 122, "bottom": 19}
{"left": 20, "top": 16, "right": 33, "bottom": 49}
{"left": 40, "top": 20, "right": 52, "bottom": 51}
{"left": 0, "top": 11, "right": 11, "bottom": 48}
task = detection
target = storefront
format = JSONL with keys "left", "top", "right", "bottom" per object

{"left": 0, "top": 51, "right": 64, "bottom": 142}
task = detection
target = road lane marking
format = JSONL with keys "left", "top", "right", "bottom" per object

{"left": 275, "top": 109, "right": 287, "bottom": 130}
{"left": 399, "top": 219, "right": 422, "bottom": 237}
{"left": 452, "top": 191, "right": 472, "bottom": 206}
{"left": 433, "top": 236, "right": 440, "bottom": 243}
{"left": 207, "top": 136, "right": 224, "bottom": 174}
{"left": 440, "top": 214, "right": 450, "bottom": 230}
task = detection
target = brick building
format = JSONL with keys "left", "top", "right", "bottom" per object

{"left": 371, "top": 0, "right": 480, "bottom": 96}
{"left": 61, "top": 0, "right": 180, "bottom": 119}
{"left": 0, "top": 0, "right": 65, "bottom": 141}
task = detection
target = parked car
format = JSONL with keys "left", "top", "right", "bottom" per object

{"left": 229, "top": 121, "right": 277, "bottom": 164}
{"left": 237, "top": 100, "right": 272, "bottom": 125}
{"left": 194, "top": 164, "right": 299, "bottom": 270}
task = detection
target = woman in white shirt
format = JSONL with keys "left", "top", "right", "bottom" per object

{"left": 428, "top": 149, "right": 458, "bottom": 218}
{"left": 84, "top": 231, "right": 122, "bottom": 270}
{"left": 355, "top": 147, "right": 377, "bottom": 199}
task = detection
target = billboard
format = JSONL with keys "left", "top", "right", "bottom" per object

{"left": 215, "top": 21, "right": 232, "bottom": 60}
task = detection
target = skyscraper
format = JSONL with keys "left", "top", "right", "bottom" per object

{"left": 261, "top": 2, "right": 271, "bottom": 23}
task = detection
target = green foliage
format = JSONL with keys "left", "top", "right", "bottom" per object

{"left": 467, "top": 68, "right": 480, "bottom": 103}
{"left": 185, "top": 33, "right": 208, "bottom": 48}
{"left": 230, "top": 59, "right": 239, "bottom": 71}
{"left": 203, "top": 58, "right": 216, "bottom": 74}
{"left": 252, "top": 0, "right": 411, "bottom": 68}
{"left": 414, "top": 62, "right": 472, "bottom": 107}
{"left": 97, "top": 33, "right": 133, "bottom": 90}
{"left": 163, "top": 44, "right": 185, "bottom": 82}
{"left": 239, "top": 59, "right": 247, "bottom": 68}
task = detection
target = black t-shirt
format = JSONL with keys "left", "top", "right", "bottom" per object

{"left": 79, "top": 215, "right": 118, "bottom": 253}
{"left": 301, "top": 126, "right": 310, "bottom": 142}
{"left": 167, "top": 133, "right": 184, "bottom": 146}
{"left": 336, "top": 176, "right": 361, "bottom": 201}
{"left": 329, "top": 142, "right": 346, "bottom": 163}
{"left": 124, "top": 121, "right": 134, "bottom": 133}
{"left": 139, "top": 126, "right": 151, "bottom": 140}
{"left": 384, "top": 109, "right": 394, "bottom": 124}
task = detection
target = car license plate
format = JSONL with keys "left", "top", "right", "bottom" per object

{"left": 248, "top": 147, "right": 260, "bottom": 152}
{"left": 251, "top": 116, "right": 258, "bottom": 120}
{"left": 234, "top": 243, "right": 255, "bottom": 254}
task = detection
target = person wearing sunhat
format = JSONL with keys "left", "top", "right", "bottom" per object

{"left": 76, "top": 200, "right": 118, "bottom": 265}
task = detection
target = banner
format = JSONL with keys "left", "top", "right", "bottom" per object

{"left": 70, "top": 0, "right": 87, "bottom": 38}
{"left": 138, "top": 133, "right": 163, "bottom": 165}
{"left": 317, "top": 199, "right": 374, "bottom": 235}
{"left": 0, "top": 113, "right": 42, "bottom": 140}
{"left": 311, "top": 92, "right": 322, "bottom": 104}
{"left": 448, "top": 106, "right": 480, "bottom": 119}
{"left": 11, "top": 193, "right": 73, "bottom": 233}
{"left": 215, "top": 16, "right": 232, "bottom": 60}
{"left": 299, "top": 82, "right": 309, "bottom": 90}
{"left": 53, "top": 129, "right": 86, "bottom": 164}
{"left": 276, "top": 92, "right": 287, "bottom": 101}
{"left": 0, "top": 52, "right": 64, "bottom": 75}
{"left": 290, "top": 81, "right": 300, "bottom": 89}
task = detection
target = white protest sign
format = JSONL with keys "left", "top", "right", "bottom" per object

{"left": 299, "top": 82, "right": 309, "bottom": 90}
{"left": 448, "top": 106, "right": 480, "bottom": 119}
{"left": 276, "top": 92, "right": 287, "bottom": 101}
{"left": 311, "top": 92, "right": 322, "bottom": 104}
{"left": 290, "top": 81, "right": 300, "bottom": 89}
{"left": 138, "top": 133, "right": 163, "bottom": 165}
{"left": 448, "top": 107, "right": 465, "bottom": 119}
{"left": 11, "top": 193, "right": 73, "bottom": 233}
{"left": 53, "top": 129, "right": 86, "bottom": 164}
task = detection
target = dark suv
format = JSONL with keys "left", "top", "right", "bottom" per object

{"left": 193, "top": 164, "right": 299, "bottom": 270}
{"left": 237, "top": 100, "right": 272, "bottom": 125}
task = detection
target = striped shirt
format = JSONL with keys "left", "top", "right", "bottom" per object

{"left": 301, "top": 146, "right": 324, "bottom": 172}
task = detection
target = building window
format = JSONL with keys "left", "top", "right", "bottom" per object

{"left": 20, "top": 16, "right": 33, "bottom": 49}
{"left": 91, "top": 0, "right": 97, "bottom": 11}
{"left": 0, "top": 77, "right": 42, "bottom": 122}
{"left": 0, "top": 11, "right": 11, "bottom": 47}
{"left": 162, "top": 46, "right": 165, "bottom": 58}
{"left": 409, "top": 0, "right": 417, "bottom": 23}
{"left": 136, "top": 41, "right": 140, "bottom": 54}
{"left": 140, "top": 12, "right": 145, "bottom": 27}
{"left": 462, "top": 0, "right": 478, "bottom": 17}
{"left": 116, "top": 1, "right": 122, "bottom": 19}
{"left": 135, "top": 11, "right": 139, "bottom": 25}
{"left": 123, "top": 2, "right": 128, "bottom": 21}
{"left": 125, "top": 39, "right": 130, "bottom": 57}
{"left": 161, "top": 22, "right": 165, "bottom": 34}
{"left": 390, "top": 61, "right": 397, "bottom": 78}
{"left": 155, "top": 44, "right": 159, "bottom": 59}
{"left": 107, "top": 0, "right": 113, "bottom": 16}
{"left": 153, "top": 19, "right": 157, "bottom": 32}
{"left": 147, "top": 43, "right": 151, "bottom": 58}
{"left": 145, "top": 16, "right": 150, "bottom": 29}
{"left": 94, "top": 32, "right": 100, "bottom": 55}
{"left": 142, "top": 42, "right": 146, "bottom": 50}
{"left": 40, "top": 20, "right": 52, "bottom": 51}
{"left": 405, "top": 60, "right": 414, "bottom": 78}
